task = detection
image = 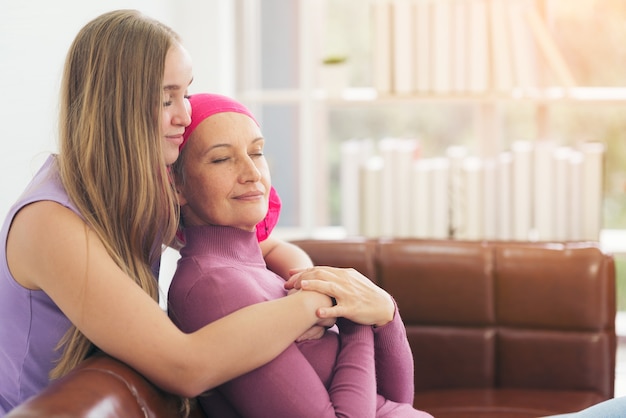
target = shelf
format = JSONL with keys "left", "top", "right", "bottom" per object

{"left": 236, "top": 0, "right": 626, "bottom": 237}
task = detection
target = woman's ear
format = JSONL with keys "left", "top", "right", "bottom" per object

{"left": 175, "top": 186, "right": 188, "bottom": 206}
{"left": 172, "top": 172, "right": 188, "bottom": 206}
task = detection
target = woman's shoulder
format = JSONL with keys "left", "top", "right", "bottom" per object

{"left": 2, "top": 155, "right": 85, "bottom": 290}
{"left": 170, "top": 262, "right": 250, "bottom": 295}
{"left": 8, "top": 199, "right": 88, "bottom": 290}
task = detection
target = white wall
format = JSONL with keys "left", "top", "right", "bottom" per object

{"left": 0, "top": 0, "right": 234, "bottom": 219}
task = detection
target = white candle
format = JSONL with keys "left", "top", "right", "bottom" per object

{"left": 497, "top": 152, "right": 513, "bottom": 240}
{"left": 482, "top": 158, "right": 497, "bottom": 240}
{"left": 340, "top": 138, "right": 373, "bottom": 237}
{"left": 580, "top": 142, "right": 605, "bottom": 241}
{"left": 431, "top": 158, "right": 450, "bottom": 239}
{"left": 533, "top": 141, "right": 555, "bottom": 240}
{"left": 411, "top": 158, "right": 432, "bottom": 238}
{"left": 446, "top": 145, "right": 468, "bottom": 239}
{"left": 553, "top": 146, "right": 572, "bottom": 241}
{"left": 395, "top": 139, "right": 420, "bottom": 237}
{"left": 569, "top": 151, "right": 584, "bottom": 240}
{"left": 512, "top": 141, "right": 533, "bottom": 241}
{"left": 462, "top": 157, "right": 484, "bottom": 240}
{"left": 360, "top": 156, "right": 384, "bottom": 238}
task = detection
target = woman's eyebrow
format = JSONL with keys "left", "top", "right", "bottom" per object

{"left": 199, "top": 143, "right": 230, "bottom": 157}
{"left": 163, "top": 77, "right": 193, "bottom": 92}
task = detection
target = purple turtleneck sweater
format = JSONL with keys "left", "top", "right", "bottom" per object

{"left": 168, "top": 224, "right": 430, "bottom": 418}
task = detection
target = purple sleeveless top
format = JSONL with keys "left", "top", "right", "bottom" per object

{"left": 0, "top": 155, "right": 76, "bottom": 415}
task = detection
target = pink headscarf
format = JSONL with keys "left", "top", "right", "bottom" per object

{"left": 181, "top": 93, "right": 259, "bottom": 149}
{"left": 181, "top": 93, "right": 281, "bottom": 242}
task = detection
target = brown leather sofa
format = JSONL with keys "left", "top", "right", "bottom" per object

{"left": 6, "top": 239, "right": 616, "bottom": 418}
{"left": 292, "top": 238, "right": 617, "bottom": 418}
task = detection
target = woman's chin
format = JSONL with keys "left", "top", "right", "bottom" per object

{"left": 164, "top": 148, "right": 180, "bottom": 166}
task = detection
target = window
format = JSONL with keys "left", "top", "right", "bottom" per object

{"left": 236, "top": 0, "right": 626, "bottom": 290}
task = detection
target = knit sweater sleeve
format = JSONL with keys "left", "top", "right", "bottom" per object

{"left": 372, "top": 297, "right": 415, "bottom": 404}
{"left": 168, "top": 263, "right": 377, "bottom": 418}
{"left": 220, "top": 320, "right": 376, "bottom": 418}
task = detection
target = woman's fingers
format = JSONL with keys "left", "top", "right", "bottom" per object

{"left": 295, "top": 325, "right": 326, "bottom": 342}
{"left": 295, "top": 267, "right": 395, "bottom": 327}
{"left": 284, "top": 268, "right": 309, "bottom": 290}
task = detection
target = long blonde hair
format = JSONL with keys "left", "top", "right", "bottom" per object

{"left": 52, "top": 9, "right": 180, "bottom": 378}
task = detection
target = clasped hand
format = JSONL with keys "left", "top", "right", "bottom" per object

{"left": 285, "top": 266, "right": 395, "bottom": 328}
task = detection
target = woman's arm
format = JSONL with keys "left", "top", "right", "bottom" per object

{"left": 373, "top": 301, "right": 415, "bottom": 404}
{"left": 6, "top": 201, "right": 331, "bottom": 398}
{"left": 220, "top": 323, "right": 377, "bottom": 418}
{"left": 260, "top": 236, "right": 334, "bottom": 341}
{"left": 260, "top": 236, "right": 313, "bottom": 279}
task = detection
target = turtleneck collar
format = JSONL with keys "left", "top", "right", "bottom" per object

{"left": 179, "top": 224, "right": 265, "bottom": 266}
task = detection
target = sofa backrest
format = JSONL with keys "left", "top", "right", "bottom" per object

{"left": 290, "top": 238, "right": 616, "bottom": 399}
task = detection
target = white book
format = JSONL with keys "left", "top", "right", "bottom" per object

{"left": 489, "top": 0, "right": 514, "bottom": 92}
{"left": 391, "top": 0, "right": 415, "bottom": 94}
{"left": 371, "top": 0, "right": 393, "bottom": 94}
{"left": 508, "top": 0, "right": 537, "bottom": 91}
{"left": 524, "top": 3, "right": 576, "bottom": 88}
{"left": 431, "top": 0, "right": 452, "bottom": 94}
{"left": 467, "top": 0, "right": 489, "bottom": 93}
{"left": 451, "top": 0, "right": 468, "bottom": 93}
{"left": 414, "top": 0, "right": 431, "bottom": 93}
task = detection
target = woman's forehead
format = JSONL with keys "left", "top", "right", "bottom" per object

{"left": 163, "top": 44, "right": 193, "bottom": 90}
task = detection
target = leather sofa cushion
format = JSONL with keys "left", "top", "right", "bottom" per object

{"left": 414, "top": 388, "right": 606, "bottom": 418}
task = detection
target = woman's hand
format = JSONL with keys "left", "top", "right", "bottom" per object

{"left": 287, "top": 288, "right": 336, "bottom": 342}
{"left": 285, "top": 266, "right": 395, "bottom": 327}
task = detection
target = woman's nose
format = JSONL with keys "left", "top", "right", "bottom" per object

{"left": 176, "top": 99, "right": 192, "bottom": 127}
{"left": 239, "top": 158, "right": 262, "bottom": 183}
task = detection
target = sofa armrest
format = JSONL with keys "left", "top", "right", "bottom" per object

{"left": 5, "top": 353, "right": 204, "bottom": 418}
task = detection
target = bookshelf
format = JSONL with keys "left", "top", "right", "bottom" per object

{"left": 234, "top": 0, "right": 625, "bottom": 240}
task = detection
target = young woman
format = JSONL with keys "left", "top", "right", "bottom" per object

{"left": 168, "top": 93, "right": 432, "bottom": 417}
{"left": 0, "top": 9, "right": 396, "bottom": 416}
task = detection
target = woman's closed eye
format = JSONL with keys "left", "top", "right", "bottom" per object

{"left": 163, "top": 94, "right": 190, "bottom": 107}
